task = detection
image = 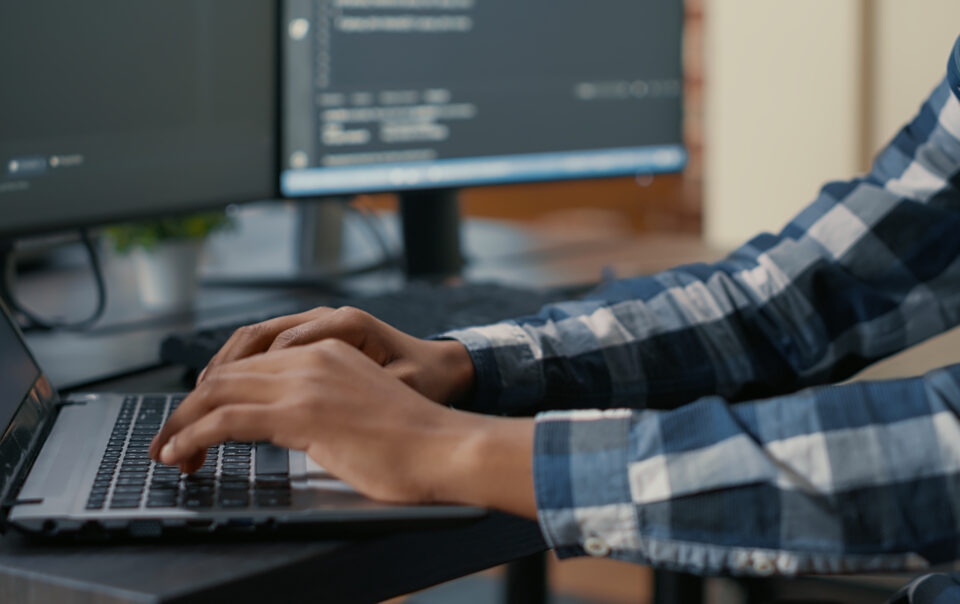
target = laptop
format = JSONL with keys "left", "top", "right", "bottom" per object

{"left": 0, "top": 301, "right": 485, "bottom": 538}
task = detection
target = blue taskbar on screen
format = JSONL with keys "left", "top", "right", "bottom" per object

{"left": 280, "top": 144, "right": 687, "bottom": 197}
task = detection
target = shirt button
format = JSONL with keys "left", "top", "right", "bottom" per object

{"left": 733, "top": 551, "right": 751, "bottom": 571}
{"left": 752, "top": 553, "right": 775, "bottom": 576}
{"left": 584, "top": 536, "right": 611, "bottom": 557}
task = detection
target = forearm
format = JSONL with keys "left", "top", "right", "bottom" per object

{"left": 444, "top": 76, "right": 960, "bottom": 417}
{"left": 535, "top": 363, "right": 960, "bottom": 575}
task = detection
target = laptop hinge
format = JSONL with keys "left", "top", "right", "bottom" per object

{"left": 11, "top": 498, "right": 43, "bottom": 506}
{"left": 56, "top": 399, "right": 88, "bottom": 407}
{"left": 0, "top": 396, "right": 62, "bottom": 532}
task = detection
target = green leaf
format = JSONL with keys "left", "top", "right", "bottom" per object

{"left": 103, "top": 211, "right": 235, "bottom": 255}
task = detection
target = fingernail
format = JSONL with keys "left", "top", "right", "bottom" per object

{"left": 196, "top": 367, "right": 207, "bottom": 386}
{"left": 160, "top": 438, "right": 176, "bottom": 465}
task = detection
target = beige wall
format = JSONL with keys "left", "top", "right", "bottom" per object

{"left": 704, "top": 1, "right": 960, "bottom": 250}
{"left": 870, "top": 1, "right": 960, "bottom": 154}
{"left": 703, "top": 1, "right": 864, "bottom": 249}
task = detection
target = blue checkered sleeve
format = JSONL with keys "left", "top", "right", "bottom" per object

{"left": 443, "top": 44, "right": 960, "bottom": 417}
{"left": 535, "top": 364, "right": 960, "bottom": 575}
{"left": 440, "top": 38, "right": 960, "bottom": 575}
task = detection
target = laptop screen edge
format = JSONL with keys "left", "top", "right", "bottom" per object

{"left": 0, "top": 299, "right": 61, "bottom": 524}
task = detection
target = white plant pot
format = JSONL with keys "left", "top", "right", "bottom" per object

{"left": 132, "top": 240, "right": 203, "bottom": 310}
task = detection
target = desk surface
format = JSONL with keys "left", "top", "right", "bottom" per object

{"left": 7, "top": 215, "right": 957, "bottom": 604}
{"left": 0, "top": 512, "right": 544, "bottom": 603}
{"left": 3, "top": 215, "right": 629, "bottom": 604}
{"left": 4, "top": 314, "right": 547, "bottom": 604}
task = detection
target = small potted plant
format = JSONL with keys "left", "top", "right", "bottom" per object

{"left": 104, "top": 212, "right": 234, "bottom": 310}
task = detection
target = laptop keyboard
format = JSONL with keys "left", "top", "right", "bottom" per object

{"left": 85, "top": 395, "right": 291, "bottom": 511}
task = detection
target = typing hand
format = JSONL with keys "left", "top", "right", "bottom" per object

{"left": 199, "top": 306, "right": 475, "bottom": 405}
{"left": 148, "top": 340, "right": 536, "bottom": 516}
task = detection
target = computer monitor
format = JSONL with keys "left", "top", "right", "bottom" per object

{"left": 281, "top": 0, "right": 685, "bottom": 193}
{"left": 0, "top": 1, "right": 279, "bottom": 240}
{"left": 279, "top": 0, "right": 685, "bottom": 274}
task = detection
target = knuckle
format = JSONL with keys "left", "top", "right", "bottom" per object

{"left": 307, "top": 341, "right": 333, "bottom": 361}
{"left": 333, "top": 306, "right": 370, "bottom": 328}
{"left": 323, "top": 337, "right": 350, "bottom": 352}
{"left": 194, "top": 375, "right": 222, "bottom": 398}
{"left": 234, "top": 323, "right": 264, "bottom": 341}
{"left": 273, "top": 327, "right": 303, "bottom": 348}
{"left": 201, "top": 365, "right": 220, "bottom": 384}
{"left": 313, "top": 338, "right": 350, "bottom": 361}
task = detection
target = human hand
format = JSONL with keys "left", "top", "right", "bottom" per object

{"left": 149, "top": 340, "right": 536, "bottom": 516}
{"left": 200, "top": 306, "right": 475, "bottom": 405}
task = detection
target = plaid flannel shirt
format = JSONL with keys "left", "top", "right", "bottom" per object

{"left": 443, "top": 36, "right": 960, "bottom": 577}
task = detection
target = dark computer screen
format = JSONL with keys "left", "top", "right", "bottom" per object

{"left": 0, "top": 1, "right": 278, "bottom": 239}
{"left": 281, "top": 0, "right": 685, "bottom": 196}
{"left": 0, "top": 305, "right": 40, "bottom": 435}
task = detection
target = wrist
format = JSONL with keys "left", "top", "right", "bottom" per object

{"left": 434, "top": 339, "right": 476, "bottom": 405}
{"left": 430, "top": 412, "right": 537, "bottom": 519}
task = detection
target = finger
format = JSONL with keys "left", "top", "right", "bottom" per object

{"left": 267, "top": 306, "right": 374, "bottom": 353}
{"left": 178, "top": 451, "right": 207, "bottom": 475}
{"left": 149, "top": 372, "right": 284, "bottom": 460}
{"left": 159, "top": 405, "right": 278, "bottom": 467}
{"left": 200, "top": 308, "right": 333, "bottom": 382}
{"left": 199, "top": 346, "right": 317, "bottom": 385}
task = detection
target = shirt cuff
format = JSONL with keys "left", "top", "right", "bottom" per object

{"left": 434, "top": 322, "right": 546, "bottom": 415}
{"left": 430, "top": 327, "right": 503, "bottom": 414}
{"left": 532, "top": 409, "right": 637, "bottom": 560}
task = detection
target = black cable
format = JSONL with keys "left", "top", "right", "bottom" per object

{"left": 202, "top": 201, "right": 402, "bottom": 289}
{"left": 1, "top": 229, "right": 108, "bottom": 331}
{"left": 347, "top": 201, "right": 400, "bottom": 268}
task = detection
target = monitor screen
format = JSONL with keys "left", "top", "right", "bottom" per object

{"left": 0, "top": 1, "right": 278, "bottom": 239}
{"left": 280, "top": 0, "right": 685, "bottom": 196}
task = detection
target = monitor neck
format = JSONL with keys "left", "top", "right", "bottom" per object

{"left": 399, "top": 189, "right": 464, "bottom": 280}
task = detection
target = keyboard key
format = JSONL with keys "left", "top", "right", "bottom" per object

{"left": 184, "top": 497, "right": 214, "bottom": 509}
{"left": 116, "top": 479, "right": 147, "bottom": 487}
{"left": 146, "top": 498, "right": 178, "bottom": 508}
{"left": 254, "top": 494, "right": 291, "bottom": 507}
{"left": 220, "top": 485, "right": 251, "bottom": 495}
{"left": 218, "top": 497, "right": 250, "bottom": 508}
{"left": 255, "top": 443, "right": 289, "bottom": 476}
{"left": 109, "top": 501, "right": 141, "bottom": 509}
{"left": 90, "top": 402, "right": 291, "bottom": 515}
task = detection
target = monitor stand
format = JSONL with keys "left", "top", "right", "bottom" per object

{"left": 295, "top": 198, "right": 346, "bottom": 274}
{"left": 297, "top": 189, "right": 468, "bottom": 280}
{"left": 398, "top": 188, "right": 464, "bottom": 280}
{"left": 203, "top": 189, "right": 464, "bottom": 288}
